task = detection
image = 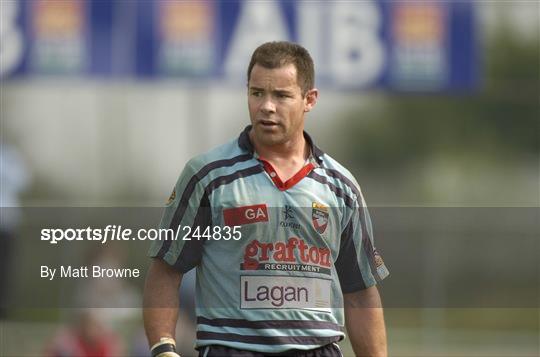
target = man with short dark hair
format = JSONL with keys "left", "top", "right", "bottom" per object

{"left": 143, "top": 41, "right": 389, "bottom": 357}
{"left": 247, "top": 41, "right": 315, "bottom": 96}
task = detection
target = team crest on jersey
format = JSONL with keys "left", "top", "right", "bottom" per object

{"left": 166, "top": 188, "right": 176, "bottom": 205}
{"left": 312, "top": 202, "right": 329, "bottom": 234}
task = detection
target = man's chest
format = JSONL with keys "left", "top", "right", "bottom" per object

{"left": 206, "top": 173, "right": 345, "bottom": 257}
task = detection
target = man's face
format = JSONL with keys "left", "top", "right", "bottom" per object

{"left": 248, "top": 63, "right": 317, "bottom": 147}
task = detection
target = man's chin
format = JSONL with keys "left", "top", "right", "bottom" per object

{"left": 253, "top": 131, "right": 285, "bottom": 147}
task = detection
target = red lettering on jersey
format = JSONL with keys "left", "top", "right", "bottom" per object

{"left": 223, "top": 204, "right": 268, "bottom": 226}
{"left": 241, "top": 237, "right": 332, "bottom": 270}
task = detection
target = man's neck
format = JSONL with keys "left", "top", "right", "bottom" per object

{"left": 250, "top": 131, "right": 308, "bottom": 163}
{"left": 249, "top": 130, "right": 311, "bottom": 182}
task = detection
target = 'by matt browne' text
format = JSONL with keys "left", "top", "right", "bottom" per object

{"left": 40, "top": 265, "right": 140, "bottom": 280}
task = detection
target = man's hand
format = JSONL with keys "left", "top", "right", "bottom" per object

{"left": 343, "top": 286, "right": 387, "bottom": 357}
{"left": 150, "top": 337, "right": 181, "bottom": 357}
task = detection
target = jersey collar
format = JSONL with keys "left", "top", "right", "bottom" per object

{"left": 237, "top": 125, "right": 324, "bottom": 165}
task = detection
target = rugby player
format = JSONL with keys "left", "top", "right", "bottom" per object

{"left": 143, "top": 41, "right": 389, "bottom": 357}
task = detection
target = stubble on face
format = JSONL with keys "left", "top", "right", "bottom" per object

{"left": 247, "top": 64, "right": 307, "bottom": 149}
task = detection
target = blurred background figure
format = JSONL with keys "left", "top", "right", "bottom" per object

{"left": 44, "top": 309, "right": 123, "bottom": 357}
{"left": 75, "top": 245, "right": 140, "bottom": 325}
{"left": 0, "top": 141, "right": 31, "bottom": 319}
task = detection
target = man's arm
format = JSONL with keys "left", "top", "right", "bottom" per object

{"left": 344, "top": 285, "right": 387, "bottom": 357}
{"left": 143, "top": 258, "right": 183, "bottom": 346}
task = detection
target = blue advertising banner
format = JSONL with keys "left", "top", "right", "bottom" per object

{"left": 1, "top": 0, "right": 478, "bottom": 91}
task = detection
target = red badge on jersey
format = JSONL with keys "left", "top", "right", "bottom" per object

{"left": 223, "top": 204, "right": 269, "bottom": 226}
{"left": 312, "top": 202, "right": 329, "bottom": 234}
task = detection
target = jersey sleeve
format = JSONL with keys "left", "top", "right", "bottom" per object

{"left": 335, "top": 189, "right": 389, "bottom": 293}
{"left": 148, "top": 160, "right": 211, "bottom": 273}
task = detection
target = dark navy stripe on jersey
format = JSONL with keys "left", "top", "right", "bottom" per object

{"left": 362, "top": 225, "right": 378, "bottom": 280}
{"left": 157, "top": 154, "right": 253, "bottom": 259}
{"left": 197, "top": 331, "right": 342, "bottom": 346}
{"left": 167, "top": 166, "right": 263, "bottom": 270}
{"left": 356, "top": 204, "right": 377, "bottom": 280}
{"left": 306, "top": 171, "right": 355, "bottom": 208}
{"left": 320, "top": 167, "right": 361, "bottom": 199}
{"left": 197, "top": 317, "right": 343, "bottom": 331}
{"left": 170, "top": 154, "right": 253, "bottom": 229}
{"left": 319, "top": 166, "right": 380, "bottom": 280}
{"left": 204, "top": 165, "right": 264, "bottom": 195}
{"left": 335, "top": 218, "right": 367, "bottom": 292}
{"left": 173, "top": 192, "right": 211, "bottom": 272}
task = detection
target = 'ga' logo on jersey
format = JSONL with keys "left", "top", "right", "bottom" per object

{"left": 312, "top": 202, "right": 329, "bottom": 234}
{"left": 223, "top": 204, "right": 268, "bottom": 226}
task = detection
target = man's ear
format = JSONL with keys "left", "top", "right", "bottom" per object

{"left": 304, "top": 89, "right": 319, "bottom": 113}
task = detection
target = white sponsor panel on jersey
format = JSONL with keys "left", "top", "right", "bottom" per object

{"left": 240, "top": 275, "right": 331, "bottom": 311}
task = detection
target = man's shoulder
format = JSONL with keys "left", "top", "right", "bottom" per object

{"left": 319, "top": 153, "right": 358, "bottom": 184}
{"left": 184, "top": 137, "right": 249, "bottom": 175}
{"left": 317, "top": 153, "right": 363, "bottom": 198}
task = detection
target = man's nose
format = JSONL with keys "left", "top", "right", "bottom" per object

{"left": 260, "top": 96, "right": 276, "bottom": 113}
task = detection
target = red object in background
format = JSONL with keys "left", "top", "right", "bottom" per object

{"left": 44, "top": 311, "right": 122, "bottom": 357}
{"left": 44, "top": 328, "right": 122, "bottom": 357}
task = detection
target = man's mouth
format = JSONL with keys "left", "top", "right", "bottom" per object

{"left": 259, "top": 119, "right": 278, "bottom": 127}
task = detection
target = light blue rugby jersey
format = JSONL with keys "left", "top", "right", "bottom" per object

{"left": 149, "top": 126, "right": 389, "bottom": 353}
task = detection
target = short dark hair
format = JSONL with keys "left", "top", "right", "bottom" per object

{"left": 247, "top": 41, "right": 315, "bottom": 95}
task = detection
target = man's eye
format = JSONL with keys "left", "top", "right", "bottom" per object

{"left": 251, "top": 92, "right": 262, "bottom": 97}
